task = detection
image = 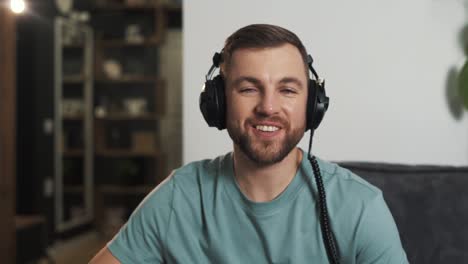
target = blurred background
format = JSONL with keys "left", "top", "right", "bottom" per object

{"left": 1, "top": 0, "right": 468, "bottom": 263}
{"left": 1, "top": 0, "right": 181, "bottom": 262}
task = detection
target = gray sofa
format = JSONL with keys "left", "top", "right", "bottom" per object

{"left": 339, "top": 162, "right": 468, "bottom": 264}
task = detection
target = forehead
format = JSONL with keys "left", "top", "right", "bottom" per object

{"left": 225, "top": 44, "right": 308, "bottom": 83}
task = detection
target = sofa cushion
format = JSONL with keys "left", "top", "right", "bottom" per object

{"left": 338, "top": 162, "right": 468, "bottom": 264}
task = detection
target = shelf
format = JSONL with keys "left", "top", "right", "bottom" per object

{"left": 63, "top": 75, "right": 86, "bottom": 83}
{"left": 98, "top": 38, "right": 161, "bottom": 47}
{"left": 64, "top": 185, "right": 84, "bottom": 194}
{"left": 94, "top": 2, "right": 181, "bottom": 11}
{"left": 63, "top": 115, "right": 84, "bottom": 121}
{"left": 63, "top": 149, "right": 84, "bottom": 157}
{"left": 95, "top": 113, "right": 160, "bottom": 121}
{"left": 95, "top": 75, "right": 160, "bottom": 83}
{"left": 97, "top": 184, "right": 154, "bottom": 195}
{"left": 15, "top": 215, "right": 45, "bottom": 230}
{"left": 164, "top": 4, "right": 182, "bottom": 12}
{"left": 96, "top": 149, "right": 159, "bottom": 157}
{"left": 63, "top": 43, "right": 85, "bottom": 49}
{"left": 94, "top": 3, "right": 162, "bottom": 11}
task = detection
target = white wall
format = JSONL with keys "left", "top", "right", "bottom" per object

{"left": 183, "top": 0, "right": 468, "bottom": 166}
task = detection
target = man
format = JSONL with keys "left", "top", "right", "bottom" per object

{"left": 90, "top": 24, "right": 408, "bottom": 263}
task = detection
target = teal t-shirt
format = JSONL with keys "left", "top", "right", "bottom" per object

{"left": 108, "top": 149, "right": 408, "bottom": 263}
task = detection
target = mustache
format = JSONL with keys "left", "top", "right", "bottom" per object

{"left": 246, "top": 116, "right": 289, "bottom": 127}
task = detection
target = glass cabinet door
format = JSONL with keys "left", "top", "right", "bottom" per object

{"left": 54, "top": 17, "right": 93, "bottom": 232}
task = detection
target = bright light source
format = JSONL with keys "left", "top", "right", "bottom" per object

{"left": 10, "top": 0, "right": 26, "bottom": 14}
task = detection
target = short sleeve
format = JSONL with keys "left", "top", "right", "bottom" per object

{"left": 355, "top": 192, "right": 409, "bottom": 264}
{"left": 107, "top": 175, "right": 175, "bottom": 263}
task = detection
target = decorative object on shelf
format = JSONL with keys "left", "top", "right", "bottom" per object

{"left": 95, "top": 96, "right": 110, "bottom": 118}
{"left": 103, "top": 59, "right": 123, "bottom": 79}
{"left": 95, "top": 106, "right": 107, "bottom": 118}
{"left": 123, "top": 98, "right": 148, "bottom": 116}
{"left": 132, "top": 131, "right": 155, "bottom": 153}
{"left": 55, "top": 0, "right": 74, "bottom": 15}
{"left": 62, "top": 99, "right": 84, "bottom": 117}
{"left": 125, "top": 24, "right": 144, "bottom": 44}
{"left": 62, "top": 23, "right": 83, "bottom": 45}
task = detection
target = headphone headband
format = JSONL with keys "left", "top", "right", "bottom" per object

{"left": 205, "top": 52, "right": 222, "bottom": 81}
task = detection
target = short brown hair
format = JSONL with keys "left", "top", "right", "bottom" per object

{"left": 221, "top": 24, "right": 309, "bottom": 75}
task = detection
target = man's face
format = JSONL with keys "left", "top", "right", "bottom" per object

{"left": 224, "top": 44, "right": 308, "bottom": 166}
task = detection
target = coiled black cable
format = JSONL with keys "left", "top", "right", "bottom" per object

{"left": 307, "top": 130, "right": 340, "bottom": 264}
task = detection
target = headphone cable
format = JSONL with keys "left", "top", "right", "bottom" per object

{"left": 307, "top": 130, "right": 340, "bottom": 264}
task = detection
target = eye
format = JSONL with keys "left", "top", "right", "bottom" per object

{"left": 280, "top": 87, "right": 298, "bottom": 95}
{"left": 240, "top": 87, "right": 258, "bottom": 94}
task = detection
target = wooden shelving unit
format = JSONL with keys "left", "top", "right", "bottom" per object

{"left": 90, "top": 0, "right": 175, "bottom": 237}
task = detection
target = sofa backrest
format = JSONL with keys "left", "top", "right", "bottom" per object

{"left": 339, "top": 162, "right": 468, "bottom": 264}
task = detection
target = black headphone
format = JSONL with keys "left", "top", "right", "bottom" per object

{"left": 199, "top": 52, "right": 330, "bottom": 131}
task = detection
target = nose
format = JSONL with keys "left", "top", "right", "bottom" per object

{"left": 254, "top": 89, "right": 279, "bottom": 117}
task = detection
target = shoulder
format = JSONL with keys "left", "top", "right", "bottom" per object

{"left": 123, "top": 153, "right": 230, "bottom": 230}
{"left": 147, "top": 153, "right": 230, "bottom": 204}
{"left": 170, "top": 152, "right": 230, "bottom": 187}
{"left": 310, "top": 156, "right": 383, "bottom": 202}
{"left": 173, "top": 153, "right": 227, "bottom": 179}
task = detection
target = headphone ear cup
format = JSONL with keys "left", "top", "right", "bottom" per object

{"left": 307, "top": 79, "right": 329, "bottom": 130}
{"left": 199, "top": 75, "right": 226, "bottom": 130}
{"left": 306, "top": 79, "right": 318, "bottom": 131}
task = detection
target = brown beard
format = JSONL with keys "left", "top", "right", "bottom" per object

{"left": 227, "top": 117, "right": 305, "bottom": 166}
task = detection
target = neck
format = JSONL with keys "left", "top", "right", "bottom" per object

{"left": 232, "top": 146, "right": 302, "bottom": 202}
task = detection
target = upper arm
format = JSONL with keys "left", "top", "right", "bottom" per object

{"left": 89, "top": 247, "right": 121, "bottom": 264}
{"left": 99, "top": 175, "right": 175, "bottom": 263}
{"left": 355, "top": 193, "right": 409, "bottom": 264}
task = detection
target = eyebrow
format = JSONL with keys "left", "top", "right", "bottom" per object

{"left": 230, "top": 76, "right": 262, "bottom": 88}
{"left": 230, "top": 76, "right": 305, "bottom": 89}
{"left": 279, "top": 77, "right": 304, "bottom": 89}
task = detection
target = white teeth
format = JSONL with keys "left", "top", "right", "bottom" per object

{"left": 255, "top": 125, "right": 279, "bottom": 132}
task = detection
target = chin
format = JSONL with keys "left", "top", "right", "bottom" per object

{"left": 240, "top": 138, "right": 296, "bottom": 166}
{"left": 228, "top": 122, "right": 305, "bottom": 166}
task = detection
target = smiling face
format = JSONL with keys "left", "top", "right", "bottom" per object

{"left": 224, "top": 44, "right": 309, "bottom": 165}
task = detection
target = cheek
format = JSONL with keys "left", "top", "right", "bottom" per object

{"left": 226, "top": 95, "right": 247, "bottom": 127}
{"left": 285, "top": 98, "right": 308, "bottom": 126}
